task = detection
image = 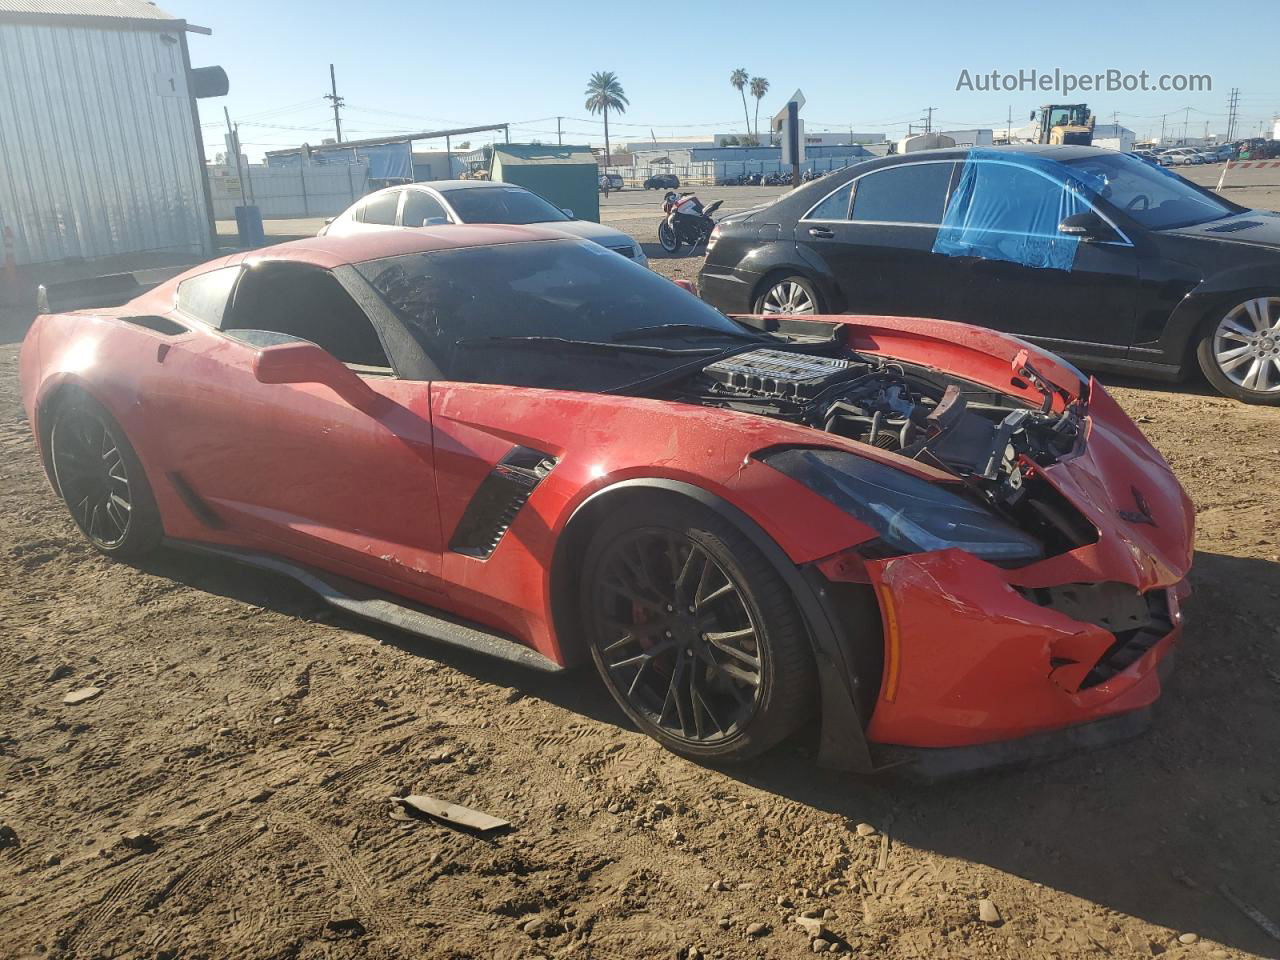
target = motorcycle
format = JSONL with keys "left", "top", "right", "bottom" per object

{"left": 658, "top": 192, "right": 725, "bottom": 253}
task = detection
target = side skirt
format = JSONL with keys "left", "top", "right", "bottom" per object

{"left": 163, "top": 539, "right": 565, "bottom": 673}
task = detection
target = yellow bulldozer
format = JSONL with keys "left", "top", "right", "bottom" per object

{"left": 1033, "top": 104, "right": 1095, "bottom": 146}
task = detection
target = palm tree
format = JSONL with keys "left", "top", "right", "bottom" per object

{"left": 584, "top": 71, "right": 629, "bottom": 174}
{"left": 730, "top": 68, "right": 751, "bottom": 140}
{"left": 749, "top": 76, "right": 770, "bottom": 141}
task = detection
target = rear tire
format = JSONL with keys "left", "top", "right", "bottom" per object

{"left": 580, "top": 497, "right": 816, "bottom": 762}
{"left": 753, "top": 274, "right": 822, "bottom": 315}
{"left": 1195, "top": 294, "right": 1280, "bottom": 404}
{"left": 49, "top": 391, "right": 162, "bottom": 557}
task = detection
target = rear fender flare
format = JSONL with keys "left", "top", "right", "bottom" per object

{"left": 550, "top": 477, "right": 874, "bottom": 772}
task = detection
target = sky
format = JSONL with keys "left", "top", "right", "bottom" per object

{"left": 165, "top": 0, "right": 1280, "bottom": 162}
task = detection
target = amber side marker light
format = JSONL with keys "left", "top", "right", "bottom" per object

{"left": 875, "top": 581, "right": 902, "bottom": 702}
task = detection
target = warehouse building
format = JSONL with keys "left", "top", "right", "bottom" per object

{"left": 0, "top": 0, "right": 222, "bottom": 267}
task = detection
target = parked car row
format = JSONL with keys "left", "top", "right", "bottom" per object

{"left": 1133, "top": 142, "right": 1275, "bottom": 166}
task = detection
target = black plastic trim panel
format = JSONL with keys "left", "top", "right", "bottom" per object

{"left": 450, "top": 446, "right": 558, "bottom": 559}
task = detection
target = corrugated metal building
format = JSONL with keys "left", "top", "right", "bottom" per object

{"left": 0, "top": 0, "right": 217, "bottom": 266}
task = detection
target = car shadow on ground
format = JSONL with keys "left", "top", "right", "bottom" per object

{"left": 140, "top": 545, "right": 1280, "bottom": 956}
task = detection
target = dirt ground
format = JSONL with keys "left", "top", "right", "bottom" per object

{"left": 5, "top": 188, "right": 1280, "bottom": 960}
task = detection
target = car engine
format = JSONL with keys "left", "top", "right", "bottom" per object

{"left": 683, "top": 346, "right": 1084, "bottom": 514}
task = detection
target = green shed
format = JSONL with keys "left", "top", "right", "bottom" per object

{"left": 490, "top": 144, "right": 601, "bottom": 223}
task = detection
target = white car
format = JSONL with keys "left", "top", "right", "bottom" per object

{"left": 322, "top": 181, "right": 648, "bottom": 267}
{"left": 1161, "top": 148, "right": 1203, "bottom": 166}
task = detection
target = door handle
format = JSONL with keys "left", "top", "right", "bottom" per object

{"left": 808, "top": 227, "right": 835, "bottom": 239}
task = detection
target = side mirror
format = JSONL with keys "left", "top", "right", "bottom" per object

{"left": 561, "top": 208, "right": 574, "bottom": 219}
{"left": 1058, "top": 211, "right": 1114, "bottom": 242}
{"left": 253, "top": 340, "right": 388, "bottom": 413}
{"left": 420, "top": 216, "right": 448, "bottom": 227}
{"left": 253, "top": 340, "right": 351, "bottom": 385}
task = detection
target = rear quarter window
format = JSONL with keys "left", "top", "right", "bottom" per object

{"left": 175, "top": 266, "right": 240, "bottom": 326}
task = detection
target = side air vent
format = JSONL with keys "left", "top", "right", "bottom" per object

{"left": 449, "top": 446, "right": 557, "bottom": 559}
{"left": 122, "top": 315, "right": 188, "bottom": 336}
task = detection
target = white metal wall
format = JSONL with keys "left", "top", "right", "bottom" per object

{"left": 208, "top": 163, "right": 370, "bottom": 221}
{"left": 0, "top": 20, "right": 212, "bottom": 265}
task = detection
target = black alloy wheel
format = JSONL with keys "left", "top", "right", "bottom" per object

{"left": 581, "top": 499, "right": 815, "bottom": 761}
{"left": 50, "top": 394, "right": 161, "bottom": 557}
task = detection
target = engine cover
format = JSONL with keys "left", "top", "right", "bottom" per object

{"left": 704, "top": 349, "right": 854, "bottom": 400}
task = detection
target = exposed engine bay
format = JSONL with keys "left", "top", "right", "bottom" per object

{"left": 672, "top": 343, "right": 1094, "bottom": 552}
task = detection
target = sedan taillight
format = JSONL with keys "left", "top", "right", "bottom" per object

{"left": 707, "top": 225, "right": 721, "bottom": 252}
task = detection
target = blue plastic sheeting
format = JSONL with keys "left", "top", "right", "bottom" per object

{"left": 266, "top": 142, "right": 413, "bottom": 180}
{"left": 934, "top": 148, "right": 1089, "bottom": 271}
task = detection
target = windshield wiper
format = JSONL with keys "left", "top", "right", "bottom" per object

{"left": 453, "top": 336, "right": 721, "bottom": 357}
{"left": 611, "top": 323, "right": 769, "bottom": 344}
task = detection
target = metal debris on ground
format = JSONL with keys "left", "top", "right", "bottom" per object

{"left": 398, "top": 794, "right": 510, "bottom": 833}
{"left": 1219, "top": 882, "right": 1280, "bottom": 942}
{"left": 62, "top": 687, "right": 102, "bottom": 705}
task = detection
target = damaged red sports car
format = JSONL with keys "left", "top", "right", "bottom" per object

{"left": 18, "top": 226, "right": 1194, "bottom": 778}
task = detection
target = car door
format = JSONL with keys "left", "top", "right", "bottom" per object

{"left": 795, "top": 159, "right": 961, "bottom": 319}
{"left": 399, "top": 188, "right": 451, "bottom": 228}
{"left": 157, "top": 260, "right": 446, "bottom": 598}
{"left": 941, "top": 158, "right": 1141, "bottom": 356}
{"left": 350, "top": 189, "right": 403, "bottom": 233}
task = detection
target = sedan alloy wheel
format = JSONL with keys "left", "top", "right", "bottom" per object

{"left": 1211, "top": 296, "right": 1280, "bottom": 395}
{"left": 759, "top": 278, "right": 818, "bottom": 315}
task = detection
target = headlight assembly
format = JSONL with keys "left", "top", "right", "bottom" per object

{"left": 762, "top": 447, "right": 1043, "bottom": 563}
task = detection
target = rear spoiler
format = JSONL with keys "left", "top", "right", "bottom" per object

{"left": 36, "top": 265, "right": 190, "bottom": 314}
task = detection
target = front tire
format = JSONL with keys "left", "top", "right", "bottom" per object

{"left": 580, "top": 498, "right": 816, "bottom": 762}
{"left": 1196, "top": 295, "right": 1280, "bottom": 404}
{"left": 754, "top": 274, "right": 821, "bottom": 315}
{"left": 658, "top": 221, "right": 680, "bottom": 253}
{"left": 49, "top": 392, "right": 162, "bottom": 556}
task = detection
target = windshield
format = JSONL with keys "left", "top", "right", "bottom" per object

{"left": 439, "top": 186, "right": 570, "bottom": 225}
{"left": 355, "top": 239, "right": 759, "bottom": 390}
{"left": 1063, "top": 152, "right": 1238, "bottom": 229}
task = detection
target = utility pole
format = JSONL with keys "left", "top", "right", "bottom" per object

{"left": 1007, "top": 104, "right": 1012, "bottom": 143}
{"left": 1160, "top": 113, "right": 1167, "bottom": 144}
{"left": 556, "top": 116, "right": 562, "bottom": 145}
{"left": 924, "top": 106, "right": 936, "bottom": 134}
{"left": 1184, "top": 105, "right": 1191, "bottom": 142}
{"left": 1226, "top": 87, "right": 1240, "bottom": 141}
{"left": 324, "top": 63, "right": 344, "bottom": 143}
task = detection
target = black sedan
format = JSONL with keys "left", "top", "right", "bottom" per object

{"left": 644, "top": 172, "right": 680, "bottom": 190}
{"left": 698, "top": 145, "right": 1280, "bottom": 403}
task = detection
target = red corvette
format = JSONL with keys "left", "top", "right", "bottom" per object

{"left": 18, "top": 226, "right": 1194, "bottom": 778}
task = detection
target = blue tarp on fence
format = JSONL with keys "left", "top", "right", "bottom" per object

{"left": 267, "top": 142, "right": 413, "bottom": 180}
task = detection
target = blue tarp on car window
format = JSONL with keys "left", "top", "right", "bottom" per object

{"left": 933, "top": 149, "right": 1089, "bottom": 271}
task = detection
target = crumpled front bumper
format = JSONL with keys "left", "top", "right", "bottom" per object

{"left": 834, "top": 379, "right": 1195, "bottom": 768}
{"left": 861, "top": 548, "right": 1187, "bottom": 750}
